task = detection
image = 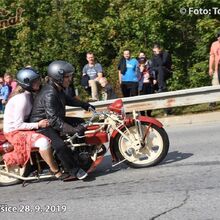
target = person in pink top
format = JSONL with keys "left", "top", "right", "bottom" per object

{"left": 209, "top": 31, "right": 220, "bottom": 86}
{"left": 3, "top": 67, "right": 68, "bottom": 180}
{"left": 209, "top": 31, "right": 220, "bottom": 108}
{"left": 4, "top": 73, "right": 17, "bottom": 93}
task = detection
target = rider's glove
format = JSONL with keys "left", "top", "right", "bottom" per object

{"left": 62, "top": 123, "right": 86, "bottom": 136}
{"left": 82, "top": 103, "right": 96, "bottom": 111}
{"left": 73, "top": 124, "right": 86, "bottom": 136}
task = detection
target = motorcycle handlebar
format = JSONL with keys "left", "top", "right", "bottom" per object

{"left": 88, "top": 106, "right": 96, "bottom": 113}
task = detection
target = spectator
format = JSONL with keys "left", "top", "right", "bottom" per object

{"left": 4, "top": 73, "right": 17, "bottom": 93}
{"left": 0, "top": 77, "right": 10, "bottom": 112}
{"left": 151, "top": 44, "right": 172, "bottom": 92}
{"left": 137, "top": 54, "right": 156, "bottom": 117}
{"left": 138, "top": 51, "right": 146, "bottom": 59}
{"left": 82, "top": 52, "right": 103, "bottom": 101}
{"left": 99, "top": 77, "right": 117, "bottom": 100}
{"left": 118, "top": 49, "right": 139, "bottom": 97}
{"left": 209, "top": 30, "right": 220, "bottom": 108}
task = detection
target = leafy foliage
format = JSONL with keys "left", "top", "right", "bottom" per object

{"left": 0, "top": 0, "right": 219, "bottom": 95}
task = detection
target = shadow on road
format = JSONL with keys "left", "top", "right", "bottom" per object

{"left": 161, "top": 150, "right": 193, "bottom": 165}
{"left": 86, "top": 150, "right": 194, "bottom": 181}
{"left": 84, "top": 155, "right": 128, "bottom": 182}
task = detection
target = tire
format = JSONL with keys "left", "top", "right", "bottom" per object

{"left": 114, "top": 122, "right": 169, "bottom": 168}
{"left": 0, "top": 155, "right": 31, "bottom": 186}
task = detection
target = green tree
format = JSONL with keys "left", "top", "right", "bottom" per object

{"left": 0, "top": 0, "right": 219, "bottom": 95}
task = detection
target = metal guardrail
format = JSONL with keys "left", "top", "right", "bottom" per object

{"left": 65, "top": 85, "right": 220, "bottom": 118}
{"left": 0, "top": 85, "right": 220, "bottom": 120}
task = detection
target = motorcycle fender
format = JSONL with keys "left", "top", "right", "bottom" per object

{"left": 109, "top": 126, "right": 125, "bottom": 162}
{"left": 137, "top": 115, "right": 163, "bottom": 128}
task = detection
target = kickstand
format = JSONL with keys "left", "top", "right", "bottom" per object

{"left": 22, "top": 181, "right": 29, "bottom": 187}
{"left": 112, "top": 158, "right": 127, "bottom": 167}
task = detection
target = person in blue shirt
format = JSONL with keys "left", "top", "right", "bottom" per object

{"left": 0, "top": 77, "right": 10, "bottom": 112}
{"left": 118, "top": 49, "right": 139, "bottom": 97}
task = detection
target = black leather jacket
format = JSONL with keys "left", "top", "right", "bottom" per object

{"left": 151, "top": 51, "right": 172, "bottom": 71}
{"left": 30, "top": 81, "right": 90, "bottom": 133}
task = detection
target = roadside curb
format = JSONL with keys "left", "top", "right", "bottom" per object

{"left": 158, "top": 110, "right": 220, "bottom": 127}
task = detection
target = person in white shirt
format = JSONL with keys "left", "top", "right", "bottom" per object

{"left": 3, "top": 67, "right": 68, "bottom": 180}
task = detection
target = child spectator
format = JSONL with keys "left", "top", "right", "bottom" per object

{"left": 99, "top": 77, "right": 117, "bottom": 100}
{"left": 0, "top": 77, "right": 10, "bottom": 113}
{"left": 4, "top": 73, "right": 17, "bottom": 93}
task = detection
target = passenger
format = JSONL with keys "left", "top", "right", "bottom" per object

{"left": 3, "top": 67, "right": 68, "bottom": 180}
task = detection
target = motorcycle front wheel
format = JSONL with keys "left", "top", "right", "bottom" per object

{"left": 114, "top": 122, "right": 169, "bottom": 168}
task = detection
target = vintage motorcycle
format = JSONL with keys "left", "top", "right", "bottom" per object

{"left": 0, "top": 99, "right": 169, "bottom": 186}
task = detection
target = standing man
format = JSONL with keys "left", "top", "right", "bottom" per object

{"left": 151, "top": 44, "right": 172, "bottom": 92}
{"left": 118, "top": 49, "right": 139, "bottom": 97}
{"left": 82, "top": 52, "right": 103, "bottom": 101}
{"left": 209, "top": 31, "right": 220, "bottom": 86}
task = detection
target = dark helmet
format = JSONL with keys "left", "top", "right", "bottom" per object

{"left": 16, "top": 67, "right": 40, "bottom": 91}
{"left": 47, "top": 60, "right": 74, "bottom": 84}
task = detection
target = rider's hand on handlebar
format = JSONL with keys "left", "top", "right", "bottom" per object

{"left": 73, "top": 124, "right": 86, "bottom": 136}
{"left": 38, "top": 119, "right": 49, "bottom": 128}
{"left": 88, "top": 104, "right": 96, "bottom": 112}
{"left": 62, "top": 123, "right": 85, "bottom": 136}
{"left": 84, "top": 103, "right": 96, "bottom": 112}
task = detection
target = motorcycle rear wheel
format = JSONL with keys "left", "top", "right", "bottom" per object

{"left": 114, "top": 122, "right": 169, "bottom": 168}
{"left": 0, "top": 156, "right": 30, "bottom": 186}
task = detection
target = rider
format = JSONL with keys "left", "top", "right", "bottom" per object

{"left": 3, "top": 67, "right": 67, "bottom": 180}
{"left": 30, "top": 60, "right": 95, "bottom": 180}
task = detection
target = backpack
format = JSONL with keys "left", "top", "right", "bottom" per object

{"left": 81, "top": 74, "right": 90, "bottom": 88}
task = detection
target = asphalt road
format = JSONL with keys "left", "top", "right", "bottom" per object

{"left": 0, "top": 121, "right": 220, "bottom": 220}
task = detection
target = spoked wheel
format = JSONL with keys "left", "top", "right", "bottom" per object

{"left": 115, "top": 122, "right": 169, "bottom": 168}
{"left": 0, "top": 155, "right": 30, "bottom": 186}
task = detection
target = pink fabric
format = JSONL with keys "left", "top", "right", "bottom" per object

{"left": 209, "top": 41, "right": 220, "bottom": 73}
{"left": 10, "top": 81, "right": 17, "bottom": 92}
{"left": 3, "top": 130, "right": 45, "bottom": 166}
